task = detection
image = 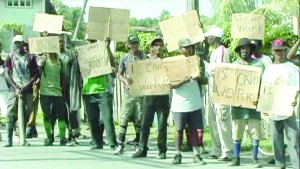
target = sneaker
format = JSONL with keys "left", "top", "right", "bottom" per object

{"left": 268, "top": 158, "right": 275, "bottom": 164}
{"left": 44, "top": 138, "right": 53, "bottom": 146}
{"left": 156, "top": 152, "right": 166, "bottom": 159}
{"left": 228, "top": 157, "right": 240, "bottom": 166}
{"left": 132, "top": 149, "right": 147, "bottom": 158}
{"left": 73, "top": 133, "right": 86, "bottom": 139}
{"left": 90, "top": 144, "right": 103, "bottom": 150}
{"left": 172, "top": 154, "right": 182, "bottom": 164}
{"left": 126, "top": 138, "right": 139, "bottom": 146}
{"left": 113, "top": 145, "right": 124, "bottom": 155}
{"left": 60, "top": 138, "right": 68, "bottom": 146}
{"left": 193, "top": 154, "right": 206, "bottom": 165}
{"left": 218, "top": 156, "right": 232, "bottom": 161}
{"left": 252, "top": 158, "right": 262, "bottom": 168}
{"left": 206, "top": 154, "right": 219, "bottom": 159}
{"left": 201, "top": 146, "right": 209, "bottom": 154}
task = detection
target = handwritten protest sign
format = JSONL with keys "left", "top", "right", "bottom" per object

{"left": 163, "top": 55, "right": 200, "bottom": 82}
{"left": 75, "top": 42, "right": 112, "bottom": 78}
{"left": 159, "top": 10, "right": 204, "bottom": 52}
{"left": 212, "top": 63, "right": 262, "bottom": 109}
{"left": 87, "top": 7, "right": 130, "bottom": 41}
{"left": 128, "top": 59, "right": 170, "bottom": 96}
{"left": 231, "top": 13, "right": 265, "bottom": 40}
{"left": 33, "top": 13, "right": 63, "bottom": 34}
{"left": 28, "top": 36, "right": 60, "bottom": 54}
{"left": 257, "top": 84, "right": 298, "bottom": 116}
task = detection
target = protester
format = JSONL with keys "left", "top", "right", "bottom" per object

{"left": 204, "top": 26, "right": 233, "bottom": 161}
{"left": 81, "top": 37, "right": 118, "bottom": 150}
{"left": 261, "top": 39, "right": 300, "bottom": 169}
{"left": 170, "top": 38, "right": 207, "bottom": 165}
{"left": 114, "top": 35, "right": 146, "bottom": 155}
{"left": 23, "top": 42, "right": 39, "bottom": 139}
{"left": 131, "top": 36, "right": 170, "bottom": 159}
{"left": 4, "top": 35, "right": 39, "bottom": 147}
{"left": 228, "top": 38, "right": 265, "bottom": 167}
{"left": 0, "top": 40, "right": 9, "bottom": 141}
{"left": 251, "top": 39, "right": 273, "bottom": 67}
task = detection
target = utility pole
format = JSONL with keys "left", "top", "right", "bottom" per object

{"left": 72, "top": 0, "right": 88, "bottom": 41}
{"left": 186, "top": 0, "right": 199, "bottom": 13}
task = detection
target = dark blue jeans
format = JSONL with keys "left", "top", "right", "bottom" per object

{"left": 139, "top": 95, "right": 170, "bottom": 153}
{"left": 83, "top": 92, "right": 117, "bottom": 147}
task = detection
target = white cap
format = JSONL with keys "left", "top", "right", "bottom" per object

{"left": 13, "top": 35, "right": 24, "bottom": 43}
{"left": 204, "top": 27, "right": 224, "bottom": 38}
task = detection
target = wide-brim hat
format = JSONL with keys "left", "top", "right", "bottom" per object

{"left": 234, "top": 38, "right": 256, "bottom": 53}
{"left": 150, "top": 36, "right": 163, "bottom": 46}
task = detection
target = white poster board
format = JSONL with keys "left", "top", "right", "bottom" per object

{"left": 33, "top": 13, "right": 63, "bottom": 34}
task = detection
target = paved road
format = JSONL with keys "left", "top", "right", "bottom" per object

{"left": 0, "top": 126, "right": 293, "bottom": 169}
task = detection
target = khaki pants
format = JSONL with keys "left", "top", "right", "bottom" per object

{"left": 232, "top": 119, "right": 261, "bottom": 141}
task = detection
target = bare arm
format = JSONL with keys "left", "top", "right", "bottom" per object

{"left": 287, "top": 39, "right": 300, "bottom": 60}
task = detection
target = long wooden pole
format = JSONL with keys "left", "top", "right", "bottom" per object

{"left": 72, "top": 0, "right": 88, "bottom": 41}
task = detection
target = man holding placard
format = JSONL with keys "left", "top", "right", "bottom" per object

{"left": 114, "top": 35, "right": 146, "bottom": 155}
{"left": 79, "top": 37, "right": 118, "bottom": 150}
{"left": 204, "top": 27, "right": 233, "bottom": 161}
{"left": 170, "top": 38, "right": 207, "bottom": 165}
{"left": 228, "top": 38, "right": 264, "bottom": 167}
{"left": 260, "top": 39, "right": 299, "bottom": 169}
{"left": 131, "top": 36, "right": 170, "bottom": 159}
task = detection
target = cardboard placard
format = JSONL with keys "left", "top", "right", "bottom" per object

{"left": 293, "top": 16, "right": 300, "bottom": 35}
{"left": 257, "top": 84, "right": 298, "bottom": 116}
{"left": 28, "top": 36, "right": 60, "bottom": 54}
{"left": 87, "top": 7, "right": 130, "bottom": 41}
{"left": 231, "top": 13, "right": 265, "bottom": 40}
{"left": 33, "top": 13, "right": 63, "bottom": 34}
{"left": 128, "top": 59, "right": 170, "bottom": 96}
{"left": 75, "top": 42, "right": 112, "bottom": 78}
{"left": 163, "top": 55, "right": 200, "bottom": 82}
{"left": 212, "top": 63, "right": 262, "bottom": 109}
{"left": 159, "top": 10, "right": 204, "bottom": 52}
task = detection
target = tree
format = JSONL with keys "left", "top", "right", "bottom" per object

{"left": 51, "top": 0, "right": 87, "bottom": 40}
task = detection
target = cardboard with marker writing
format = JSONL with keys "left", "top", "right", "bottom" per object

{"left": 231, "top": 13, "right": 265, "bottom": 40}
{"left": 128, "top": 59, "right": 170, "bottom": 96}
{"left": 257, "top": 84, "right": 298, "bottom": 116}
{"left": 28, "top": 36, "right": 60, "bottom": 54}
{"left": 33, "top": 13, "right": 63, "bottom": 34}
{"left": 212, "top": 63, "right": 262, "bottom": 109}
{"left": 75, "top": 42, "right": 112, "bottom": 78}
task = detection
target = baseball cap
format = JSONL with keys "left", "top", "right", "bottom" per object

{"left": 272, "top": 39, "right": 287, "bottom": 50}
{"left": 128, "top": 35, "right": 139, "bottom": 43}
{"left": 178, "top": 38, "right": 192, "bottom": 47}
{"left": 13, "top": 35, "right": 24, "bottom": 43}
{"left": 204, "top": 27, "right": 224, "bottom": 38}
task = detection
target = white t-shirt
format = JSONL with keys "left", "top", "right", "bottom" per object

{"left": 255, "top": 54, "right": 272, "bottom": 68}
{"left": 261, "top": 61, "right": 299, "bottom": 120}
{"left": 0, "top": 67, "right": 9, "bottom": 92}
{"left": 171, "top": 79, "right": 203, "bottom": 112}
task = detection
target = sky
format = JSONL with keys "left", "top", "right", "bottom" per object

{"left": 61, "top": 0, "right": 213, "bottom": 20}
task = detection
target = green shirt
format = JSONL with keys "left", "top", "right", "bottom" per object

{"left": 231, "top": 58, "right": 265, "bottom": 120}
{"left": 82, "top": 75, "right": 108, "bottom": 95}
{"left": 40, "top": 58, "right": 62, "bottom": 96}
